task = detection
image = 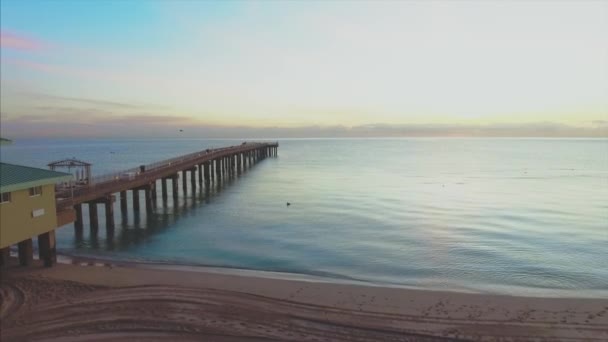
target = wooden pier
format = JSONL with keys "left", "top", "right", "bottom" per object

{"left": 55, "top": 142, "right": 279, "bottom": 235}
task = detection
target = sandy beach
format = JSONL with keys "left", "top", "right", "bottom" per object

{"left": 1, "top": 260, "right": 606, "bottom": 342}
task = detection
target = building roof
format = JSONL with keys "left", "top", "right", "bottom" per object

{"left": 0, "top": 162, "right": 73, "bottom": 193}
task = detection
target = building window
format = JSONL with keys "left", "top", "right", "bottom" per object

{"left": 29, "top": 186, "right": 42, "bottom": 197}
{"left": 0, "top": 192, "right": 10, "bottom": 203}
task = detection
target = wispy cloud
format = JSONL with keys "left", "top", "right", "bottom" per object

{"left": 0, "top": 30, "right": 50, "bottom": 51}
{"left": 3, "top": 57, "right": 159, "bottom": 86}
{"left": 2, "top": 114, "right": 607, "bottom": 139}
{"left": 0, "top": 112, "right": 197, "bottom": 138}
{"left": 28, "top": 93, "right": 140, "bottom": 109}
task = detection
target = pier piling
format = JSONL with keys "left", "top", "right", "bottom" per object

{"left": 190, "top": 168, "right": 196, "bottom": 192}
{"left": 120, "top": 191, "right": 128, "bottom": 217}
{"left": 171, "top": 175, "right": 179, "bottom": 201}
{"left": 0, "top": 247, "right": 10, "bottom": 267}
{"left": 74, "top": 204, "right": 83, "bottom": 233}
{"left": 133, "top": 189, "right": 140, "bottom": 212}
{"left": 89, "top": 203, "right": 99, "bottom": 233}
{"left": 161, "top": 178, "right": 168, "bottom": 201}
{"left": 17, "top": 238, "right": 33, "bottom": 266}
{"left": 37, "top": 231, "right": 56, "bottom": 267}
{"left": 104, "top": 197, "right": 115, "bottom": 230}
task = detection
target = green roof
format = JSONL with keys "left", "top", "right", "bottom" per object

{"left": 0, "top": 162, "right": 72, "bottom": 193}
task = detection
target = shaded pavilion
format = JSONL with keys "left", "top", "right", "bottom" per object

{"left": 48, "top": 159, "right": 91, "bottom": 186}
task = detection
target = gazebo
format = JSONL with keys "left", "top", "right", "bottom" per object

{"left": 48, "top": 158, "right": 92, "bottom": 185}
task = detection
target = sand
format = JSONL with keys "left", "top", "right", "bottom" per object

{"left": 1, "top": 260, "right": 607, "bottom": 342}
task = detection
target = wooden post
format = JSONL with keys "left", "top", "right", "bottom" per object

{"left": 120, "top": 191, "right": 128, "bottom": 217}
{"left": 133, "top": 189, "right": 140, "bottom": 212}
{"left": 37, "top": 231, "right": 56, "bottom": 267}
{"left": 182, "top": 170, "right": 188, "bottom": 195}
{"left": 172, "top": 175, "right": 179, "bottom": 200}
{"left": 18, "top": 239, "right": 33, "bottom": 266}
{"left": 145, "top": 184, "right": 154, "bottom": 213}
{"left": 162, "top": 178, "right": 168, "bottom": 201}
{"left": 151, "top": 180, "right": 157, "bottom": 203}
{"left": 190, "top": 169, "right": 196, "bottom": 192}
{"left": 216, "top": 159, "right": 221, "bottom": 181}
{"left": 74, "top": 204, "right": 83, "bottom": 233}
{"left": 237, "top": 153, "right": 241, "bottom": 174}
{"left": 198, "top": 164, "right": 203, "bottom": 186}
{"left": 105, "top": 199, "right": 115, "bottom": 230}
{"left": 89, "top": 203, "right": 99, "bottom": 232}
{"left": 204, "top": 162, "right": 210, "bottom": 185}
{"left": 210, "top": 160, "right": 214, "bottom": 182}
{"left": 0, "top": 247, "right": 10, "bottom": 267}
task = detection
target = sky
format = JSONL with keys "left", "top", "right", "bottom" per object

{"left": 0, "top": 0, "right": 607, "bottom": 138}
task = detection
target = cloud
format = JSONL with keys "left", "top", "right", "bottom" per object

{"left": 0, "top": 30, "right": 50, "bottom": 51}
{"left": 29, "top": 94, "right": 140, "bottom": 109}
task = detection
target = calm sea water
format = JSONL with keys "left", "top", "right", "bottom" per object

{"left": 2, "top": 138, "right": 607, "bottom": 297}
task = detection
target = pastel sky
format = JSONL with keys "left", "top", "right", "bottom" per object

{"left": 1, "top": 0, "right": 607, "bottom": 138}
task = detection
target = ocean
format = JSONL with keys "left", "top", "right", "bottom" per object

{"left": 1, "top": 138, "right": 607, "bottom": 297}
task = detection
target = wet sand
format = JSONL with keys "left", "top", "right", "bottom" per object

{"left": 1, "top": 261, "right": 607, "bottom": 341}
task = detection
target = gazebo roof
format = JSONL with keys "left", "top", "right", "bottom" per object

{"left": 47, "top": 158, "right": 92, "bottom": 167}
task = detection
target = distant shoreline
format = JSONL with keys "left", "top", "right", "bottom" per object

{"left": 1, "top": 136, "right": 608, "bottom": 141}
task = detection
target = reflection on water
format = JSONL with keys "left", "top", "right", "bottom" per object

{"left": 73, "top": 167, "right": 242, "bottom": 252}
{"left": 2, "top": 138, "right": 607, "bottom": 297}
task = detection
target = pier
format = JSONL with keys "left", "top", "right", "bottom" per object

{"left": 55, "top": 142, "right": 278, "bottom": 236}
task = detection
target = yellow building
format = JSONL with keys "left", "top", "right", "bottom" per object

{"left": 0, "top": 163, "right": 72, "bottom": 267}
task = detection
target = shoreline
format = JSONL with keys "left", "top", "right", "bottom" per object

{"left": 2, "top": 259, "right": 607, "bottom": 341}
{"left": 50, "top": 252, "right": 608, "bottom": 299}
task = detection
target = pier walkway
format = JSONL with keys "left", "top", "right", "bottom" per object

{"left": 55, "top": 142, "right": 279, "bottom": 233}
